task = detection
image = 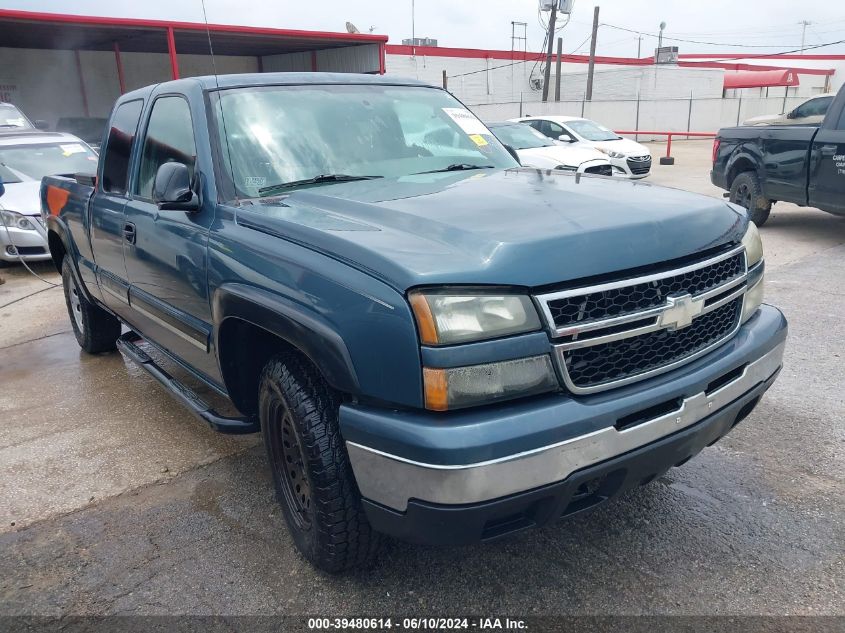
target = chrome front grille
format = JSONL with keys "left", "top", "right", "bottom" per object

{"left": 536, "top": 246, "right": 748, "bottom": 394}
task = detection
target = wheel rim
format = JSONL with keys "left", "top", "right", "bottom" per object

{"left": 735, "top": 182, "right": 752, "bottom": 209}
{"left": 268, "top": 396, "right": 313, "bottom": 530}
{"left": 69, "top": 278, "right": 84, "bottom": 331}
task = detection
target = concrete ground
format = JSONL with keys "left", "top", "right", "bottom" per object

{"left": 1, "top": 140, "right": 843, "bottom": 616}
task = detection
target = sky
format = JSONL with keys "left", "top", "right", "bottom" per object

{"left": 5, "top": 0, "right": 845, "bottom": 57}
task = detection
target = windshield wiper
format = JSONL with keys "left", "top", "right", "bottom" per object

{"left": 415, "top": 163, "right": 495, "bottom": 175}
{"left": 258, "top": 174, "right": 382, "bottom": 197}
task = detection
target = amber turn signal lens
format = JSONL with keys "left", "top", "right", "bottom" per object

{"left": 423, "top": 367, "right": 448, "bottom": 411}
{"left": 409, "top": 292, "right": 439, "bottom": 345}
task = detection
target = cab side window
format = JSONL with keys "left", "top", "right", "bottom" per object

{"left": 101, "top": 100, "right": 143, "bottom": 195}
{"left": 136, "top": 96, "right": 197, "bottom": 200}
{"left": 795, "top": 97, "right": 832, "bottom": 118}
{"left": 809, "top": 96, "right": 833, "bottom": 117}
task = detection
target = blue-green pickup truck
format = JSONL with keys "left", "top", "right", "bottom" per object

{"left": 34, "top": 73, "right": 786, "bottom": 571}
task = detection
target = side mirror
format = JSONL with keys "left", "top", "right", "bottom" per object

{"left": 34, "top": 119, "right": 50, "bottom": 130}
{"left": 0, "top": 179, "right": 5, "bottom": 198}
{"left": 786, "top": 110, "right": 796, "bottom": 119}
{"left": 558, "top": 135, "right": 575, "bottom": 143}
{"left": 503, "top": 144, "right": 522, "bottom": 166}
{"left": 153, "top": 162, "right": 200, "bottom": 212}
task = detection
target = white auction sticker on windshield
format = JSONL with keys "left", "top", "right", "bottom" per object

{"left": 60, "top": 144, "right": 87, "bottom": 156}
{"left": 442, "top": 108, "right": 489, "bottom": 136}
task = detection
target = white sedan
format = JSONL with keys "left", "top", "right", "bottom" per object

{"left": 0, "top": 131, "right": 99, "bottom": 265}
{"left": 512, "top": 115, "right": 652, "bottom": 178}
{"left": 487, "top": 122, "right": 613, "bottom": 176}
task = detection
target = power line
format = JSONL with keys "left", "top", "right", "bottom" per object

{"left": 600, "top": 22, "right": 831, "bottom": 48}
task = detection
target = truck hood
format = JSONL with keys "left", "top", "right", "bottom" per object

{"left": 742, "top": 113, "right": 783, "bottom": 125}
{"left": 238, "top": 168, "right": 746, "bottom": 290}
{"left": 0, "top": 181, "right": 41, "bottom": 216}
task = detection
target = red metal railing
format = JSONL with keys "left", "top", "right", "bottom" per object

{"left": 614, "top": 130, "right": 717, "bottom": 159}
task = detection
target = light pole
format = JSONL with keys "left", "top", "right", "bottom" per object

{"left": 658, "top": 21, "right": 666, "bottom": 50}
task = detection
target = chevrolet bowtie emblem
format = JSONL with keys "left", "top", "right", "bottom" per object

{"left": 659, "top": 293, "right": 704, "bottom": 330}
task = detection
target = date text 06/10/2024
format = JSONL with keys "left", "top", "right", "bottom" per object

{"left": 307, "top": 618, "right": 528, "bottom": 630}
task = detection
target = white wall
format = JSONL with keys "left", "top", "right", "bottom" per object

{"left": 385, "top": 52, "right": 840, "bottom": 104}
{"left": 262, "top": 44, "right": 380, "bottom": 74}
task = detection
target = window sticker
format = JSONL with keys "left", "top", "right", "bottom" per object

{"left": 244, "top": 176, "right": 266, "bottom": 188}
{"left": 468, "top": 134, "right": 488, "bottom": 147}
{"left": 60, "top": 143, "right": 86, "bottom": 156}
{"left": 442, "top": 108, "right": 489, "bottom": 136}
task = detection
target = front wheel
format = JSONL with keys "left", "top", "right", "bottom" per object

{"left": 62, "top": 257, "right": 121, "bottom": 353}
{"left": 259, "top": 353, "right": 381, "bottom": 572}
{"left": 730, "top": 171, "right": 771, "bottom": 226}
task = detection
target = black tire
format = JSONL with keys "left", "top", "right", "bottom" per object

{"left": 62, "top": 257, "right": 121, "bottom": 353}
{"left": 259, "top": 352, "right": 381, "bottom": 572}
{"left": 729, "top": 171, "right": 771, "bottom": 226}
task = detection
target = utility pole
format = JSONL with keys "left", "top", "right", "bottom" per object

{"left": 799, "top": 20, "right": 811, "bottom": 55}
{"left": 637, "top": 34, "right": 642, "bottom": 58}
{"left": 585, "top": 5, "right": 599, "bottom": 102}
{"left": 541, "top": 2, "right": 557, "bottom": 102}
{"left": 554, "top": 36, "right": 563, "bottom": 101}
{"left": 511, "top": 21, "right": 527, "bottom": 100}
{"left": 411, "top": 0, "right": 415, "bottom": 55}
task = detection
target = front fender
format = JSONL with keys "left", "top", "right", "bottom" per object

{"left": 212, "top": 283, "right": 360, "bottom": 395}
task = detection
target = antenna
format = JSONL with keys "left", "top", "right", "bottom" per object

{"left": 200, "top": 0, "right": 238, "bottom": 202}
{"left": 346, "top": 22, "right": 361, "bottom": 34}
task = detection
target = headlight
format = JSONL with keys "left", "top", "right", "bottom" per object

{"left": 741, "top": 272, "right": 764, "bottom": 324}
{"left": 741, "top": 222, "right": 764, "bottom": 323}
{"left": 409, "top": 290, "right": 541, "bottom": 346}
{"left": 423, "top": 355, "right": 558, "bottom": 411}
{"left": 741, "top": 221, "right": 763, "bottom": 267}
{"left": 0, "top": 209, "right": 36, "bottom": 231}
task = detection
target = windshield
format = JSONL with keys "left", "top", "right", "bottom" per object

{"left": 0, "top": 142, "right": 98, "bottom": 182}
{"left": 212, "top": 84, "right": 517, "bottom": 198}
{"left": 489, "top": 124, "right": 555, "bottom": 150}
{"left": 0, "top": 104, "right": 32, "bottom": 129}
{"left": 567, "top": 119, "right": 620, "bottom": 142}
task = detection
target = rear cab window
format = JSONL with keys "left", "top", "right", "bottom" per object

{"left": 101, "top": 100, "right": 144, "bottom": 195}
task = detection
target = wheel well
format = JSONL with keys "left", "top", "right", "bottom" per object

{"left": 47, "top": 231, "right": 66, "bottom": 273}
{"left": 217, "top": 318, "right": 318, "bottom": 416}
{"left": 726, "top": 158, "right": 756, "bottom": 190}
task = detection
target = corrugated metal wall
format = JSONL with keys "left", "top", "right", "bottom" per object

{"left": 261, "top": 44, "right": 380, "bottom": 74}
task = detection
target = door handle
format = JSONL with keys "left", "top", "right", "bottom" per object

{"left": 123, "top": 222, "right": 136, "bottom": 244}
{"left": 820, "top": 145, "right": 838, "bottom": 156}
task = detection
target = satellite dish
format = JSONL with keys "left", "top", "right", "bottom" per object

{"left": 346, "top": 22, "right": 361, "bottom": 34}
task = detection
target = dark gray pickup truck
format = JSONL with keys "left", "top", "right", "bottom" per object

{"left": 712, "top": 83, "right": 845, "bottom": 225}
{"left": 34, "top": 73, "right": 787, "bottom": 571}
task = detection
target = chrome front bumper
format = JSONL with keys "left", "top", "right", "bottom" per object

{"left": 347, "top": 341, "right": 785, "bottom": 512}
